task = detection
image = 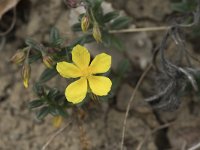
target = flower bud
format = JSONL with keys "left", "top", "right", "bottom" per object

{"left": 42, "top": 55, "right": 55, "bottom": 68}
{"left": 22, "top": 63, "right": 31, "bottom": 88}
{"left": 10, "top": 50, "right": 25, "bottom": 64}
{"left": 65, "top": 0, "right": 79, "bottom": 8}
{"left": 81, "top": 15, "right": 90, "bottom": 32}
{"left": 92, "top": 23, "right": 102, "bottom": 43}
{"left": 53, "top": 116, "right": 63, "bottom": 128}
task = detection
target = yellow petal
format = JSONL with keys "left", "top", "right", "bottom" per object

{"left": 56, "top": 61, "right": 81, "bottom": 78}
{"left": 88, "top": 76, "right": 112, "bottom": 96}
{"left": 72, "top": 45, "right": 90, "bottom": 69}
{"left": 89, "top": 53, "right": 111, "bottom": 74}
{"left": 65, "top": 77, "right": 87, "bottom": 104}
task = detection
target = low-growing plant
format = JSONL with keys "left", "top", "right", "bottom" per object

{"left": 9, "top": 0, "right": 200, "bottom": 149}
{"left": 11, "top": 0, "right": 132, "bottom": 122}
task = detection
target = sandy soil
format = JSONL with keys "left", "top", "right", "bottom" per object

{"left": 1, "top": 0, "right": 200, "bottom": 150}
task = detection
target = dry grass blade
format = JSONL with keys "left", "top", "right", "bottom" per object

{"left": 0, "top": 0, "right": 20, "bottom": 20}
{"left": 41, "top": 120, "right": 72, "bottom": 150}
{"left": 120, "top": 64, "right": 153, "bottom": 150}
{"left": 109, "top": 26, "right": 170, "bottom": 34}
{"left": 188, "top": 142, "right": 200, "bottom": 150}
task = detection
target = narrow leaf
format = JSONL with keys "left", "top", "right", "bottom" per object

{"left": 28, "top": 99, "right": 44, "bottom": 109}
{"left": 103, "top": 11, "right": 119, "bottom": 23}
{"left": 50, "top": 27, "right": 60, "bottom": 43}
{"left": 71, "top": 23, "right": 82, "bottom": 32}
{"left": 110, "top": 16, "right": 132, "bottom": 30}
{"left": 36, "top": 106, "right": 49, "bottom": 120}
{"left": 25, "top": 38, "right": 44, "bottom": 52}
{"left": 39, "top": 68, "right": 58, "bottom": 83}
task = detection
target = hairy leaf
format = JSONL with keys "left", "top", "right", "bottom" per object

{"left": 39, "top": 68, "right": 58, "bottom": 83}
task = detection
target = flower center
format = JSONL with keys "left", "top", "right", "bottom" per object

{"left": 81, "top": 67, "right": 92, "bottom": 77}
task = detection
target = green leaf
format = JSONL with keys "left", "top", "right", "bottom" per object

{"left": 49, "top": 107, "right": 59, "bottom": 116}
{"left": 78, "top": 13, "right": 85, "bottom": 22}
{"left": 28, "top": 52, "right": 41, "bottom": 63}
{"left": 103, "top": 11, "right": 119, "bottom": 23}
{"left": 102, "top": 33, "right": 124, "bottom": 51}
{"left": 171, "top": 1, "right": 197, "bottom": 12}
{"left": 53, "top": 38, "right": 65, "bottom": 47}
{"left": 49, "top": 106, "right": 68, "bottom": 117}
{"left": 39, "top": 68, "right": 58, "bottom": 83}
{"left": 110, "top": 16, "right": 132, "bottom": 30}
{"left": 112, "top": 59, "right": 131, "bottom": 91}
{"left": 116, "top": 59, "right": 130, "bottom": 76}
{"left": 47, "top": 88, "right": 60, "bottom": 100}
{"left": 36, "top": 106, "right": 49, "bottom": 120}
{"left": 81, "top": 34, "right": 94, "bottom": 43}
{"left": 28, "top": 99, "right": 44, "bottom": 109}
{"left": 94, "top": 11, "right": 104, "bottom": 25}
{"left": 57, "top": 107, "right": 68, "bottom": 117}
{"left": 25, "top": 38, "right": 44, "bottom": 52}
{"left": 71, "top": 23, "right": 82, "bottom": 32}
{"left": 70, "top": 34, "right": 94, "bottom": 48}
{"left": 89, "top": 0, "right": 103, "bottom": 9}
{"left": 32, "top": 83, "right": 45, "bottom": 97}
{"left": 49, "top": 27, "right": 65, "bottom": 47}
{"left": 50, "top": 27, "right": 60, "bottom": 43}
{"left": 110, "top": 36, "right": 124, "bottom": 51}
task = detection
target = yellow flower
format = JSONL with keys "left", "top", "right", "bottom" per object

{"left": 56, "top": 44, "right": 112, "bottom": 104}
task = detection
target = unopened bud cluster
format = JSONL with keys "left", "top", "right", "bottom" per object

{"left": 80, "top": 16, "right": 102, "bottom": 43}
{"left": 65, "top": 0, "right": 79, "bottom": 8}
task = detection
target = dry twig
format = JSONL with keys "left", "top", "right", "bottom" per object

{"left": 188, "top": 142, "right": 200, "bottom": 150}
{"left": 41, "top": 120, "right": 72, "bottom": 150}
{"left": 109, "top": 26, "right": 170, "bottom": 34}
{"left": 120, "top": 64, "right": 153, "bottom": 150}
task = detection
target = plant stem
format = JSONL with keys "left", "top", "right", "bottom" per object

{"left": 41, "top": 120, "right": 72, "bottom": 150}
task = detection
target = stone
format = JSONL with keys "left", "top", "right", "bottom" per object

{"left": 125, "top": 0, "right": 172, "bottom": 21}
{"left": 107, "top": 109, "right": 157, "bottom": 150}
{"left": 124, "top": 32, "right": 152, "bottom": 69}
{"left": 168, "top": 112, "right": 200, "bottom": 149}
{"left": 117, "top": 83, "right": 151, "bottom": 113}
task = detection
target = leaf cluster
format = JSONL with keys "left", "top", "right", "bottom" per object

{"left": 29, "top": 84, "right": 70, "bottom": 120}
{"left": 72, "top": 0, "right": 132, "bottom": 51}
